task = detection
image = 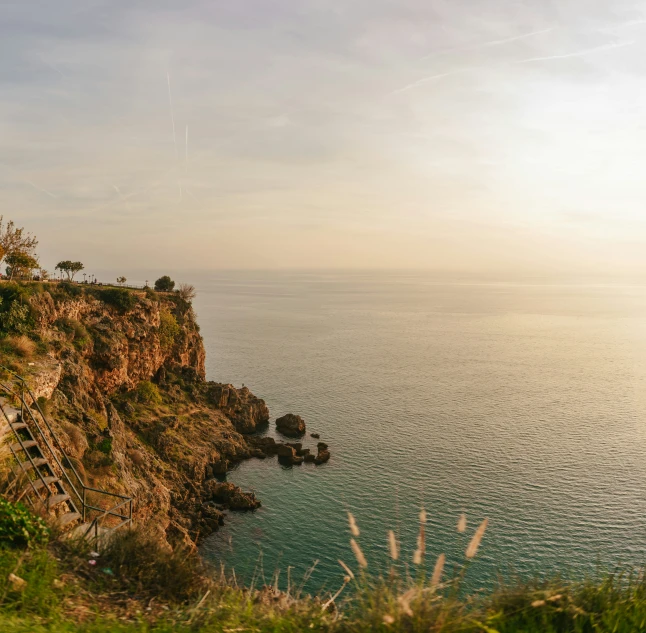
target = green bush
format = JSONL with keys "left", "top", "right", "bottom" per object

{"left": 0, "top": 499, "right": 49, "bottom": 548}
{"left": 144, "top": 286, "right": 159, "bottom": 301}
{"left": 97, "top": 288, "right": 136, "bottom": 313}
{"left": 54, "top": 317, "right": 90, "bottom": 350}
{"left": 137, "top": 381, "right": 162, "bottom": 405}
{"left": 57, "top": 281, "right": 83, "bottom": 298}
{"left": 95, "top": 437, "right": 112, "bottom": 455}
{"left": 159, "top": 310, "right": 180, "bottom": 349}
{"left": 0, "top": 301, "right": 30, "bottom": 334}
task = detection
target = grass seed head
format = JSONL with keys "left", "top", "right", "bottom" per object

{"left": 350, "top": 538, "right": 368, "bottom": 569}
{"left": 388, "top": 530, "right": 399, "bottom": 561}
{"left": 465, "top": 518, "right": 488, "bottom": 559}
{"left": 348, "top": 512, "right": 360, "bottom": 537}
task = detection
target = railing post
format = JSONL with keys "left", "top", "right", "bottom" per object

{"left": 82, "top": 487, "right": 86, "bottom": 522}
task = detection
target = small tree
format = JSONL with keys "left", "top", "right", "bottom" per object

{"left": 117, "top": 276, "right": 127, "bottom": 286}
{"left": 178, "top": 283, "right": 196, "bottom": 302}
{"left": 0, "top": 217, "right": 38, "bottom": 269}
{"left": 38, "top": 268, "right": 50, "bottom": 281}
{"left": 154, "top": 276, "right": 175, "bottom": 292}
{"left": 6, "top": 252, "right": 39, "bottom": 280}
{"left": 55, "top": 260, "right": 84, "bottom": 281}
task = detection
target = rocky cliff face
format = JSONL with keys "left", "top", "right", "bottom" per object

{"left": 13, "top": 285, "right": 271, "bottom": 546}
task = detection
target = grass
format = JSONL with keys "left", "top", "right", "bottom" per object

{"left": 0, "top": 335, "right": 36, "bottom": 359}
{"left": 0, "top": 506, "right": 643, "bottom": 632}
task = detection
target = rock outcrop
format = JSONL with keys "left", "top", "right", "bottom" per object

{"left": 203, "top": 480, "right": 261, "bottom": 510}
{"left": 275, "top": 413, "right": 306, "bottom": 437}
{"left": 12, "top": 286, "right": 264, "bottom": 545}
{"left": 207, "top": 384, "right": 269, "bottom": 433}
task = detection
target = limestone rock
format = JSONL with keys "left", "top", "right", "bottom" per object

{"left": 203, "top": 480, "right": 260, "bottom": 511}
{"left": 314, "top": 449, "right": 330, "bottom": 465}
{"left": 276, "top": 413, "right": 306, "bottom": 437}
{"left": 207, "top": 384, "right": 270, "bottom": 434}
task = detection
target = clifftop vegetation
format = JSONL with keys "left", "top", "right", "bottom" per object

{"left": 0, "top": 499, "right": 644, "bottom": 632}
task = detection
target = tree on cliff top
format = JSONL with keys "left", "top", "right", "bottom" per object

{"left": 55, "top": 260, "right": 84, "bottom": 281}
{"left": 0, "top": 216, "right": 38, "bottom": 270}
{"left": 154, "top": 276, "right": 175, "bottom": 292}
{"left": 6, "top": 251, "right": 39, "bottom": 281}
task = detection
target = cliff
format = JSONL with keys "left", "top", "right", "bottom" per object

{"left": 0, "top": 282, "right": 271, "bottom": 546}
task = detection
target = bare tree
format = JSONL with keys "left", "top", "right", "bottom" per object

{"left": 178, "top": 283, "right": 197, "bottom": 302}
{"left": 0, "top": 216, "right": 38, "bottom": 268}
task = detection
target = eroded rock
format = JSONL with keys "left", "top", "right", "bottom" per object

{"left": 276, "top": 413, "right": 306, "bottom": 437}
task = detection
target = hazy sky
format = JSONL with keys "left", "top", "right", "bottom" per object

{"left": 2, "top": 0, "right": 646, "bottom": 275}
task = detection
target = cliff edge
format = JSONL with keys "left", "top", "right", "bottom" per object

{"left": 0, "top": 282, "right": 271, "bottom": 546}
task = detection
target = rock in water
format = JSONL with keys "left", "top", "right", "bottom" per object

{"left": 275, "top": 413, "right": 306, "bottom": 437}
{"left": 314, "top": 449, "right": 330, "bottom": 465}
{"left": 203, "top": 480, "right": 261, "bottom": 510}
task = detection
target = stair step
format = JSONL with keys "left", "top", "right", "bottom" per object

{"left": 13, "top": 457, "right": 48, "bottom": 473}
{"left": 45, "top": 493, "right": 70, "bottom": 509}
{"left": 10, "top": 422, "right": 28, "bottom": 432}
{"left": 0, "top": 406, "right": 20, "bottom": 424}
{"left": 9, "top": 440, "right": 37, "bottom": 453}
{"left": 20, "top": 476, "right": 60, "bottom": 498}
{"left": 56, "top": 511, "right": 81, "bottom": 527}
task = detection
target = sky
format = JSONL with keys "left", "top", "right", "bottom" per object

{"left": 2, "top": 0, "right": 646, "bottom": 276}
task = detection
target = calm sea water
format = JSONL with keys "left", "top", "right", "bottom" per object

{"left": 194, "top": 271, "right": 646, "bottom": 590}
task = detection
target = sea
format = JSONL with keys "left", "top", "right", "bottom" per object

{"left": 186, "top": 270, "right": 646, "bottom": 591}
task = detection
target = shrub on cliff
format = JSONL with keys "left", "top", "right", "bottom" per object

{"left": 137, "top": 380, "right": 162, "bottom": 405}
{"left": 0, "top": 499, "right": 49, "bottom": 548}
{"left": 54, "top": 317, "right": 91, "bottom": 350}
{"left": 97, "top": 287, "right": 137, "bottom": 313}
{"left": 56, "top": 280, "right": 83, "bottom": 298}
{"left": 0, "top": 285, "right": 33, "bottom": 334}
{"left": 98, "top": 526, "right": 208, "bottom": 602}
{"left": 159, "top": 309, "right": 180, "bottom": 349}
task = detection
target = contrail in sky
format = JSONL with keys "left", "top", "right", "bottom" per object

{"left": 391, "top": 68, "right": 474, "bottom": 94}
{"left": 166, "top": 72, "right": 182, "bottom": 200}
{"left": 167, "top": 72, "right": 178, "bottom": 161}
{"left": 24, "top": 179, "right": 57, "bottom": 198}
{"left": 513, "top": 39, "right": 635, "bottom": 63}
{"left": 485, "top": 27, "right": 554, "bottom": 47}
{"left": 393, "top": 39, "right": 634, "bottom": 94}
{"left": 420, "top": 27, "right": 553, "bottom": 61}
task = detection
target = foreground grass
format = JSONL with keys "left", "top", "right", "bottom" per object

{"left": 0, "top": 532, "right": 645, "bottom": 633}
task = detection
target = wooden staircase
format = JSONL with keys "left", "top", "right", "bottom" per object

{"left": 0, "top": 366, "right": 133, "bottom": 542}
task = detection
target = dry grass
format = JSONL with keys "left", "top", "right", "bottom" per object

{"left": 3, "top": 336, "right": 36, "bottom": 358}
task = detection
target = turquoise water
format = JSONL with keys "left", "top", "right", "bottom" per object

{"left": 195, "top": 271, "right": 646, "bottom": 590}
